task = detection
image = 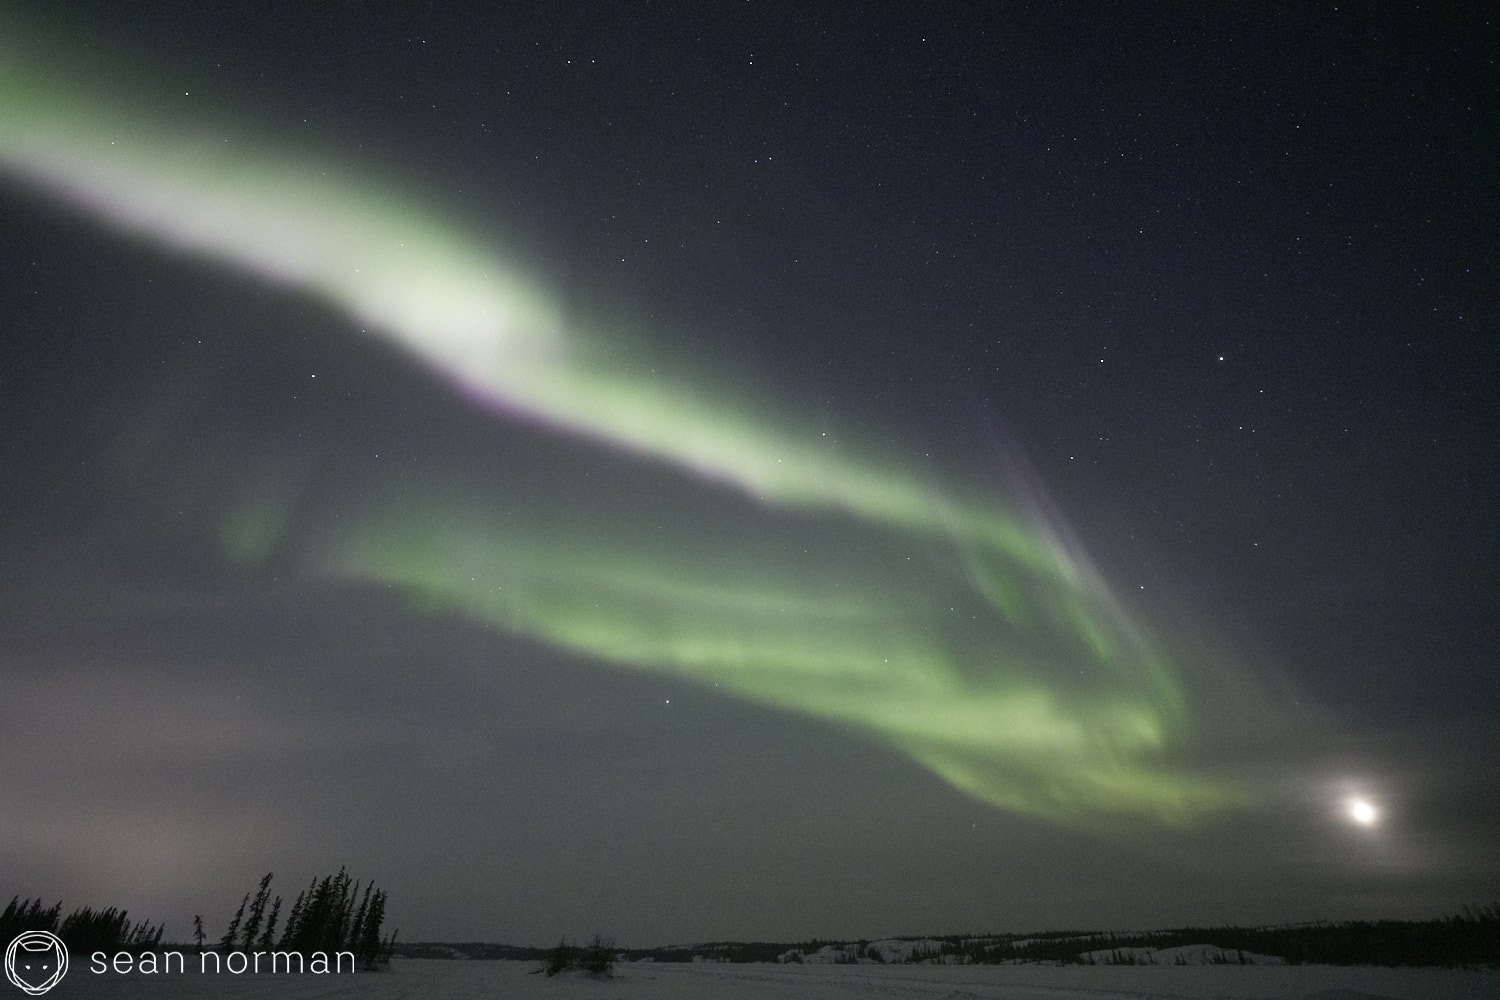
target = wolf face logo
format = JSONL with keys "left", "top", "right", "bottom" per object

{"left": 5, "top": 932, "right": 68, "bottom": 996}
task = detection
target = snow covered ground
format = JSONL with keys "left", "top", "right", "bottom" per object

{"left": 51, "top": 957, "right": 1499, "bottom": 999}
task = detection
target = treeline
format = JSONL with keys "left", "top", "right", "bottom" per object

{"left": 209, "top": 868, "right": 396, "bottom": 969}
{"left": 1, "top": 897, "right": 165, "bottom": 955}
{"left": 393, "top": 906, "right": 1500, "bottom": 969}
{"left": 960, "top": 906, "right": 1500, "bottom": 967}
{"left": 629, "top": 941, "right": 805, "bottom": 963}
{"left": 770, "top": 909, "right": 1500, "bottom": 968}
{"left": 541, "top": 935, "right": 614, "bottom": 976}
{"left": 397, "top": 942, "right": 546, "bottom": 961}
{"left": 391, "top": 939, "right": 795, "bottom": 964}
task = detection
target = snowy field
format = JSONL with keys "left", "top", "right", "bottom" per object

{"left": 50, "top": 958, "right": 1500, "bottom": 999}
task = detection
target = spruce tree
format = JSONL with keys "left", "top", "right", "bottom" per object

{"left": 545, "top": 938, "right": 573, "bottom": 976}
{"left": 241, "top": 873, "right": 274, "bottom": 950}
{"left": 335, "top": 876, "right": 358, "bottom": 949}
{"left": 217, "top": 894, "right": 249, "bottom": 954}
{"left": 279, "top": 887, "right": 308, "bottom": 948}
{"left": 585, "top": 934, "right": 613, "bottom": 974}
{"left": 301, "top": 874, "right": 333, "bottom": 950}
{"left": 257, "top": 897, "right": 281, "bottom": 951}
{"left": 357, "top": 890, "right": 386, "bottom": 966}
{"left": 349, "top": 883, "right": 372, "bottom": 954}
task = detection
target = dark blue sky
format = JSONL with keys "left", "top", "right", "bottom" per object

{"left": 1, "top": 3, "right": 1495, "bottom": 943}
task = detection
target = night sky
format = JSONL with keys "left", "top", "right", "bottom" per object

{"left": 1, "top": 4, "right": 1496, "bottom": 945}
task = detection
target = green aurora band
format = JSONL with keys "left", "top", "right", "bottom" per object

{"left": 0, "top": 28, "right": 1271, "bottom": 831}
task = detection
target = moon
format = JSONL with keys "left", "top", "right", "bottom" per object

{"left": 1347, "top": 797, "right": 1378, "bottom": 826}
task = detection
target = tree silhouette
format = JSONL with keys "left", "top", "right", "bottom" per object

{"left": 257, "top": 896, "right": 282, "bottom": 951}
{"left": 240, "top": 873, "right": 274, "bottom": 950}
{"left": 217, "top": 894, "right": 249, "bottom": 954}
{"left": 219, "top": 869, "right": 393, "bottom": 968}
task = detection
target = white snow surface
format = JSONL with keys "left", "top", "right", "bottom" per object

{"left": 52, "top": 957, "right": 1498, "bottom": 999}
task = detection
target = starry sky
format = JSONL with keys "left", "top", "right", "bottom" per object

{"left": 1, "top": 4, "right": 1495, "bottom": 945}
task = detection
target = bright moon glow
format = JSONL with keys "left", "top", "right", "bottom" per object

{"left": 0, "top": 22, "right": 1285, "bottom": 835}
{"left": 1348, "top": 798, "right": 1378, "bottom": 826}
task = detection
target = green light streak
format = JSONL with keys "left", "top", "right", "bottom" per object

{"left": 0, "top": 23, "right": 1265, "bottom": 830}
{"left": 0, "top": 26, "right": 1067, "bottom": 584}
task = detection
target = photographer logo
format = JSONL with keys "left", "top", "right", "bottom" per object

{"left": 5, "top": 932, "right": 68, "bottom": 996}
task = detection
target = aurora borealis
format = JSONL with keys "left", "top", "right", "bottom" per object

{"left": 2, "top": 3, "right": 1495, "bottom": 943}
{"left": 0, "top": 16, "right": 1249, "bottom": 831}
